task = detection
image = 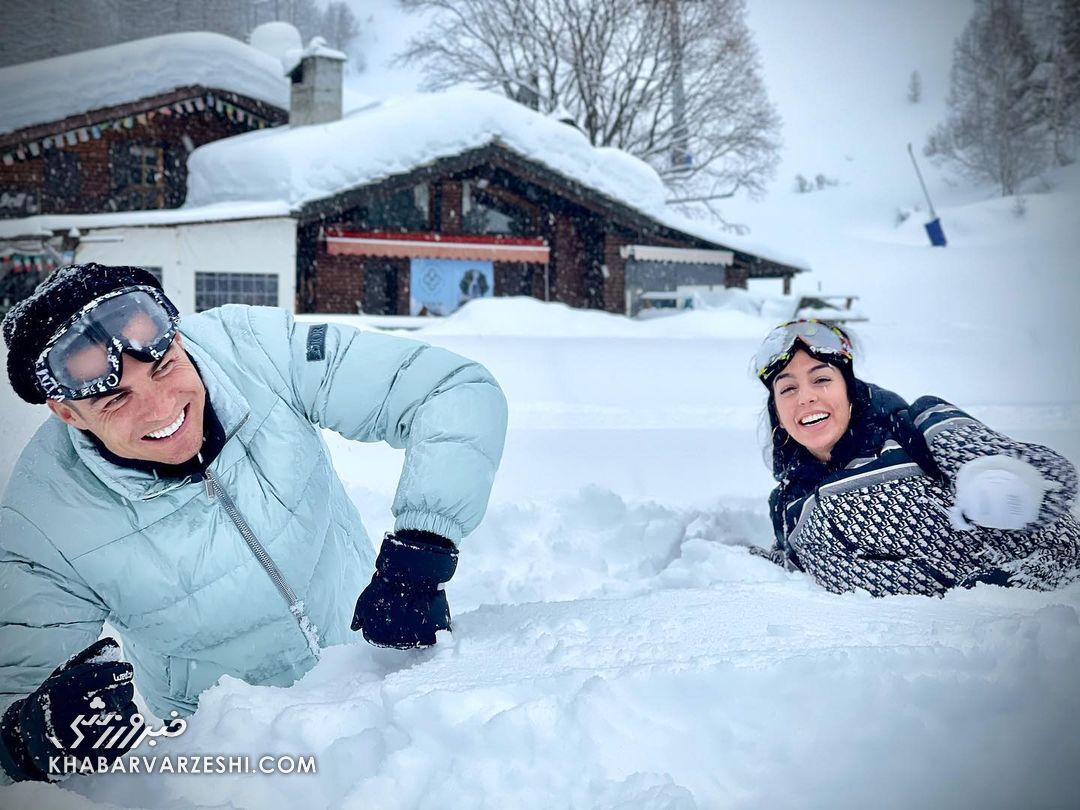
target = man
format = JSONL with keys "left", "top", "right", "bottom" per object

{"left": 0, "top": 263, "right": 507, "bottom": 782}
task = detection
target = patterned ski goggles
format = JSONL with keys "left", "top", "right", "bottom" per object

{"left": 755, "top": 319, "right": 853, "bottom": 384}
{"left": 33, "top": 285, "right": 180, "bottom": 401}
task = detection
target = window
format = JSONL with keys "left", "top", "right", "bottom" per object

{"left": 353, "top": 186, "right": 429, "bottom": 231}
{"left": 195, "top": 272, "right": 278, "bottom": 312}
{"left": 0, "top": 189, "right": 39, "bottom": 218}
{"left": 461, "top": 181, "right": 529, "bottom": 236}
{"left": 109, "top": 142, "right": 166, "bottom": 209}
{"left": 362, "top": 262, "right": 399, "bottom": 315}
{"left": 127, "top": 145, "right": 163, "bottom": 188}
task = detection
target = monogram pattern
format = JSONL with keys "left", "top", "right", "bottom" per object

{"left": 772, "top": 400, "right": 1080, "bottom": 597}
{"left": 927, "top": 420, "right": 1079, "bottom": 528}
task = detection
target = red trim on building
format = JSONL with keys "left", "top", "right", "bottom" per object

{"left": 324, "top": 229, "right": 550, "bottom": 263}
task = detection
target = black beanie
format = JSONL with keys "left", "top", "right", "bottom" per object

{"left": 2, "top": 263, "right": 167, "bottom": 404}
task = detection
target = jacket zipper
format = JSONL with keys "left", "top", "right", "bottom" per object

{"left": 204, "top": 467, "right": 321, "bottom": 660}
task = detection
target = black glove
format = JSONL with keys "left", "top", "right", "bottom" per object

{"left": 351, "top": 530, "right": 459, "bottom": 649}
{"left": 958, "top": 568, "right": 1014, "bottom": 589}
{"left": 0, "top": 638, "right": 137, "bottom": 782}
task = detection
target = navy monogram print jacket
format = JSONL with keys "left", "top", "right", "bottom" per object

{"left": 766, "top": 380, "right": 1080, "bottom": 596}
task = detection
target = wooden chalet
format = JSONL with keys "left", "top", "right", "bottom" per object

{"left": 0, "top": 33, "right": 289, "bottom": 309}
{"left": 0, "top": 91, "right": 286, "bottom": 221}
{"left": 298, "top": 142, "right": 803, "bottom": 316}
{"left": 1, "top": 41, "right": 805, "bottom": 320}
{"left": 0, "top": 34, "right": 288, "bottom": 221}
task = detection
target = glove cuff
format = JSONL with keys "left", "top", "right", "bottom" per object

{"left": 958, "top": 568, "right": 1014, "bottom": 589}
{"left": 375, "top": 531, "right": 458, "bottom": 585}
{"left": 0, "top": 698, "right": 44, "bottom": 783}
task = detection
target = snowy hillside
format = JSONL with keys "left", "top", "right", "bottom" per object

{"left": 2, "top": 1, "right": 1080, "bottom": 808}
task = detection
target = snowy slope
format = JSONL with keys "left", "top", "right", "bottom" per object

{"left": 2, "top": 2, "right": 1079, "bottom": 808}
{"left": 0, "top": 32, "right": 289, "bottom": 136}
{"left": 742, "top": 0, "right": 972, "bottom": 205}
{"left": 2, "top": 268, "right": 1078, "bottom": 808}
{"left": 11, "top": 582, "right": 1074, "bottom": 810}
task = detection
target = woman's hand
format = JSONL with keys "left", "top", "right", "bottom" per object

{"left": 950, "top": 455, "right": 1058, "bottom": 531}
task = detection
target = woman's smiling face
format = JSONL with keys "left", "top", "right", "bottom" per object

{"left": 771, "top": 349, "right": 851, "bottom": 462}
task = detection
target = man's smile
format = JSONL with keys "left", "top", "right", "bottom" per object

{"left": 143, "top": 405, "right": 188, "bottom": 441}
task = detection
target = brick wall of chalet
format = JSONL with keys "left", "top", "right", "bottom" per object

{"left": 300, "top": 160, "right": 757, "bottom": 315}
{"left": 309, "top": 238, "right": 415, "bottom": 315}
{"left": 0, "top": 89, "right": 285, "bottom": 217}
{"left": 311, "top": 245, "right": 364, "bottom": 314}
{"left": 602, "top": 231, "right": 626, "bottom": 313}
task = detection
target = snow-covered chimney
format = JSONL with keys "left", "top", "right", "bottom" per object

{"left": 286, "top": 37, "right": 346, "bottom": 127}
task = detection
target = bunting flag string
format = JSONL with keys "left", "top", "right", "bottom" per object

{"left": 0, "top": 253, "right": 52, "bottom": 274}
{"left": 1, "top": 92, "right": 277, "bottom": 165}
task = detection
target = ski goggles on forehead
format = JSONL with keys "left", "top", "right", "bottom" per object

{"left": 755, "top": 319, "right": 853, "bottom": 384}
{"left": 33, "top": 285, "right": 180, "bottom": 401}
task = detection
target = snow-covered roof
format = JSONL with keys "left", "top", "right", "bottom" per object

{"left": 0, "top": 201, "right": 292, "bottom": 239}
{"left": 187, "top": 90, "right": 666, "bottom": 212}
{"left": 284, "top": 36, "right": 348, "bottom": 75}
{"left": 250, "top": 22, "right": 303, "bottom": 69}
{"left": 0, "top": 32, "right": 289, "bottom": 137}
{"left": 660, "top": 211, "right": 810, "bottom": 271}
{"left": 185, "top": 89, "right": 808, "bottom": 270}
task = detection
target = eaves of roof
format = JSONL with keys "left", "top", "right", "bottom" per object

{"left": 291, "top": 139, "right": 803, "bottom": 273}
{"left": 0, "top": 85, "right": 288, "bottom": 149}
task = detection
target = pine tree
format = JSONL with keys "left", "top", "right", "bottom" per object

{"left": 926, "top": 0, "right": 1048, "bottom": 195}
{"left": 1028, "top": 0, "right": 1080, "bottom": 164}
{"left": 907, "top": 70, "right": 922, "bottom": 103}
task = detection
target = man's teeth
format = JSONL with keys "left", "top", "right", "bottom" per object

{"left": 145, "top": 408, "right": 185, "bottom": 439}
{"left": 799, "top": 412, "right": 829, "bottom": 426}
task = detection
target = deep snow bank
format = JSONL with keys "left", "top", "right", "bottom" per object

{"left": 27, "top": 572, "right": 1080, "bottom": 810}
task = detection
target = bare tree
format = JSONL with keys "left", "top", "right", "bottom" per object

{"left": 925, "top": 0, "right": 1047, "bottom": 196}
{"left": 398, "top": 0, "right": 781, "bottom": 203}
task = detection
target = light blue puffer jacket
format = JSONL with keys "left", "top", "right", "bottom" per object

{"left": 0, "top": 305, "right": 507, "bottom": 725}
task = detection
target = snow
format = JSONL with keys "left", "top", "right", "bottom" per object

{"left": 2, "top": 1, "right": 1080, "bottom": 807}
{"left": 283, "top": 36, "right": 348, "bottom": 78}
{"left": 0, "top": 202, "right": 292, "bottom": 239}
{"left": 341, "top": 0, "right": 435, "bottom": 97}
{"left": 84, "top": 646, "right": 122, "bottom": 667}
{"left": 249, "top": 22, "right": 303, "bottom": 71}
{"left": 291, "top": 601, "right": 324, "bottom": 661}
{"left": 295, "top": 37, "right": 348, "bottom": 64}
{"left": 184, "top": 87, "right": 807, "bottom": 269}
{"left": 0, "top": 33, "right": 289, "bottom": 137}
{"left": 187, "top": 89, "right": 666, "bottom": 215}
{"left": 4, "top": 212, "right": 1078, "bottom": 805}
{"left": 307, "top": 297, "right": 770, "bottom": 341}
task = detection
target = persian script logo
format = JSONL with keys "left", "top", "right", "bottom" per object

{"left": 48, "top": 696, "right": 188, "bottom": 752}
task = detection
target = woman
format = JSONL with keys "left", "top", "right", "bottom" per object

{"left": 756, "top": 319, "right": 1080, "bottom": 596}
